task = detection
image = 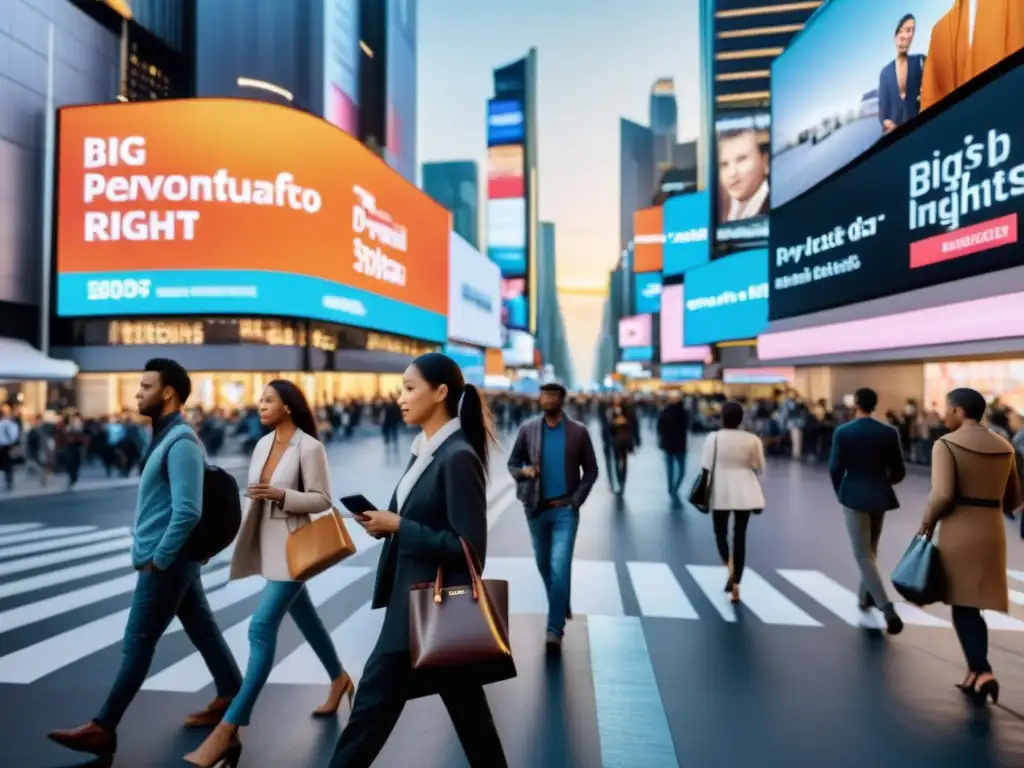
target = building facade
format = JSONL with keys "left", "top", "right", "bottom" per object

{"left": 422, "top": 161, "right": 480, "bottom": 249}
{"left": 707, "top": 0, "right": 821, "bottom": 110}
{"left": 534, "top": 222, "right": 574, "bottom": 386}
{"left": 618, "top": 118, "right": 655, "bottom": 252}
{"left": 650, "top": 78, "right": 678, "bottom": 179}
{"left": 1, "top": 0, "right": 195, "bottom": 402}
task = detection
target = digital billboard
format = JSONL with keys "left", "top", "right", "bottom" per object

{"left": 448, "top": 232, "right": 502, "bottom": 349}
{"left": 633, "top": 206, "right": 664, "bottom": 273}
{"left": 684, "top": 249, "right": 769, "bottom": 345}
{"left": 487, "top": 99, "right": 526, "bottom": 146}
{"left": 633, "top": 272, "right": 662, "bottom": 316}
{"left": 55, "top": 99, "right": 450, "bottom": 342}
{"left": 324, "top": 0, "right": 360, "bottom": 135}
{"left": 503, "top": 328, "right": 536, "bottom": 368}
{"left": 619, "top": 314, "right": 653, "bottom": 362}
{"left": 487, "top": 145, "right": 525, "bottom": 199}
{"left": 661, "top": 364, "right": 703, "bottom": 383}
{"left": 659, "top": 284, "right": 711, "bottom": 363}
{"left": 445, "top": 342, "right": 486, "bottom": 387}
{"left": 772, "top": 0, "right": 1024, "bottom": 208}
{"left": 487, "top": 198, "right": 527, "bottom": 277}
{"left": 715, "top": 111, "right": 770, "bottom": 247}
{"left": 758, "top": 291, "right": 1024, "bottom": 361}
{"left": 619, "top": 314, "right": 652, "bottom": 348}
{"left": 769, "top": 56, "right": 1024, "bottom": 321}
{"left": 500, "top": 277, "right": 527, "bottom": 331}
{"left": 662, "top": 191, "right": 710, "bottom": 277}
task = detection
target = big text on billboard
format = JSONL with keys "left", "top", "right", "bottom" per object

{"left": 56, "top": 99, "right": 450, "bottom": 340}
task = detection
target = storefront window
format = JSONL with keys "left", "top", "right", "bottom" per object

{"left": 924, "top": 361, "right": 1024, "bottom": 414}
{"left": 74, "top": 371, "right": 402, "bottom": 417}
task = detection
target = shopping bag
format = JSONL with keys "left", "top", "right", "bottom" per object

{"left": 891, "top": 536, "right": 946, "bottom": 606}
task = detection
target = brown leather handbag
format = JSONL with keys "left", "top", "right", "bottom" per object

{"left": 284, "top": 444, "right": 356, "bottom": 581}
{"left": 409, "top": 538, "right": 516, "bottom": 685}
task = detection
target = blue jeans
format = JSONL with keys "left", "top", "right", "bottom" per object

{"left": 528, "top": 506, "right": 579, "bottom": 637}
{"left": 224, "top": 580, "right": 344, "bottom": 726}
{"left": 664, "top": 451, "right": 686, "bottom": 495}
{"left": 96, "top": 557, "right": 242, "bottom": 729}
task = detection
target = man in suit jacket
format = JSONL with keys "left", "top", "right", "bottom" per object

{"left": 508, "top": 383, "right": 598, "bottom": 652}
{"left": 829, "top": 387, "right": 907, "bottom": 635}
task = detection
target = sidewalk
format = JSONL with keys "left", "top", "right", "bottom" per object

{"left": 0, "top": 429, "right": 389, "bottom": 504}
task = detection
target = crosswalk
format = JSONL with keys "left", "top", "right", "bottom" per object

{"left": 4, "top": 522, "right": 1024, "bottom": 691}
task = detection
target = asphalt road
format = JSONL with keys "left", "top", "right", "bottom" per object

{"left": 2, "top": 426, "right": 1024, "bottom": 767}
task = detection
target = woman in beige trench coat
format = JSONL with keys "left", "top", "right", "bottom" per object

{"left": 919, "top": 388, "right": 1022, "bottom": 706}
{"left": 186, "top": 380, "right": 352, "bottom": 767}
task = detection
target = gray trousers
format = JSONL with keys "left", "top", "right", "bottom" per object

{"left": 842, "top": 508, "right": 891, "bottom": 610}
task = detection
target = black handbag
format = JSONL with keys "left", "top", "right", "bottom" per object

{"left": 688, "top": 434, "right": 717, "bottom": 513}
{"left": 891, "top": 535, "right": 946, "bottom": 606}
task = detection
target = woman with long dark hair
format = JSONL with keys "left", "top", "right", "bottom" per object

{"left": 329, "top": 353, "right": 507, "bottom": 767}
{"left": 185, "top": 380, "right": 351, "bottom": 767}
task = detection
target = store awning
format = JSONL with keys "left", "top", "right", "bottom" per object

{"left": 0, "top": 338, "right": 78, "bottom": 381}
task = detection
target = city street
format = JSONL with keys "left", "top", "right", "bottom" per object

{"left": 2, "top": 427, "right": 1024, "bottom": 767}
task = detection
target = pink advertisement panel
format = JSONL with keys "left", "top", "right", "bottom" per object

{"left": 758, "top": 292, "right": 1024, "bottom": 360}
{"left": 618, "top": 314, "right": 652, "bottom": 348}
{"left": 660, "top": 284, "right": 712, "bottom": 363}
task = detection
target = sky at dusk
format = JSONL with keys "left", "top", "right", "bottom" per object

{"left": 417, "top": 0, "right": 702, "bottom": 382}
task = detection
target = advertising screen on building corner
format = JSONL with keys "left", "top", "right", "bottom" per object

{"left": 771, "top": 0, "right": 1024, "bottom": 209}
{"left": 54, "top": 99, "right": 450, "bottom": 343}
{"left": 769, "top": 56, "right": 1024, "bottom": 321}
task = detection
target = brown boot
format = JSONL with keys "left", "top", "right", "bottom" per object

{"left": 183, "top": 696, "right": 232, "bottom": 728}
{"left": 47, "top": 721, "right": 116, "bottom": 756}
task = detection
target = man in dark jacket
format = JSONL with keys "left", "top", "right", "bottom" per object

{"left": 657, "top": 391, "right": 690, "bottom": 498}
{"left": 829, "top": 387, "right": 906, "bottom": 635}
{"left": 508, "top": 383, "right": 598, "bottom": 652}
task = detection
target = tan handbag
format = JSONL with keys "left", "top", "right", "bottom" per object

{"left": 284, "top": 443, "right": 356, "bottom": 581}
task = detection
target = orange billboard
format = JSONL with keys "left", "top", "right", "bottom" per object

{"left": 632, "top": 205, "right": 664, "bottom": 273}
{"left": 55, "top": 98, "right": 451, "bottom": 342}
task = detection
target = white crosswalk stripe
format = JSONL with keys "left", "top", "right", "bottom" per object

{"left": 626, "top": 562, "right": 698, "bottom": 619}
{"left": 0, "top": 526, "right": 96, "bottom": 547}
{"left": 0, "top": 527, "right": 130, "bottom": 560}
{"left": 0, "top": 523, "right": 44, "bottom": 534}
{"left": 4, "top": 522, "right": 1024, "bottom": 688}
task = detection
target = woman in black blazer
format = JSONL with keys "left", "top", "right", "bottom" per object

{"left": 329, "top": 353, "right": 507, "bottom": 768}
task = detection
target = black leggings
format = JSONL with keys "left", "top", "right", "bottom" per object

{"left": 952, "top": 605, "right": 991, "bottom": 674}
{"left": 712, "top": 510, "right": 752, "bottom": 583}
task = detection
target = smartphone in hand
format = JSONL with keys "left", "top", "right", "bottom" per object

{"left": 339, "top": 494, "right": 376, "bottom": 518}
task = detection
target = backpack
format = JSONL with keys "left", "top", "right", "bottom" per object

{"left": 162, "top": 428, "right": 241, "bottom": 562}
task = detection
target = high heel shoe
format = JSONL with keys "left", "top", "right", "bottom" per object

{"left": 313, "top": 673, "right": 355, "bottom": 717}
{"left": 184, "top": 740, "right": 242, "bottom": 768}
{"left": 729, "top": 584, "right": 740, "bottom": 604}
{"left": 955, "top": 673, "right": 979, "bottom": 693}
{"left": 971, "top": 678, "right": 1000, "bottom": 706}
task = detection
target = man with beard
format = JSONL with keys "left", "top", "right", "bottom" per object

{"left": 508, "top": 383, "right": 599, "bottom": 653}
{"left": 48, "top": 359, "right": 242, "bottom": 759}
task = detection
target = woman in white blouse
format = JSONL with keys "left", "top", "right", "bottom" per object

{"left": 701, "top": 400, "right": 766, "bottom": 604}
{"left": 185, "top": 380, "right": 351, "bottom": 767}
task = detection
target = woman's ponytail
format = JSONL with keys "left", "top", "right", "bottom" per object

{"left": 459, "top": 384, "right": 496, "bottom": 469}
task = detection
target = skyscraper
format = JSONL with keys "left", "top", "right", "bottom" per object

{"left": 619, "top": 118, "right": 655, "bottom": 252}
{"left": 706, "top": 0, "right": 820, "bottom": 110}
{"left": 486, "top": 49, "right": 539, "bottom": 342}
{"left": 535, "top": 222, "right": 574, "bottom": 385}
{"left": 650, "top": 78, "right": 678, "bottom": 178}
{"left": 421, "top": 161, "right": 480, "bottom": 249}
